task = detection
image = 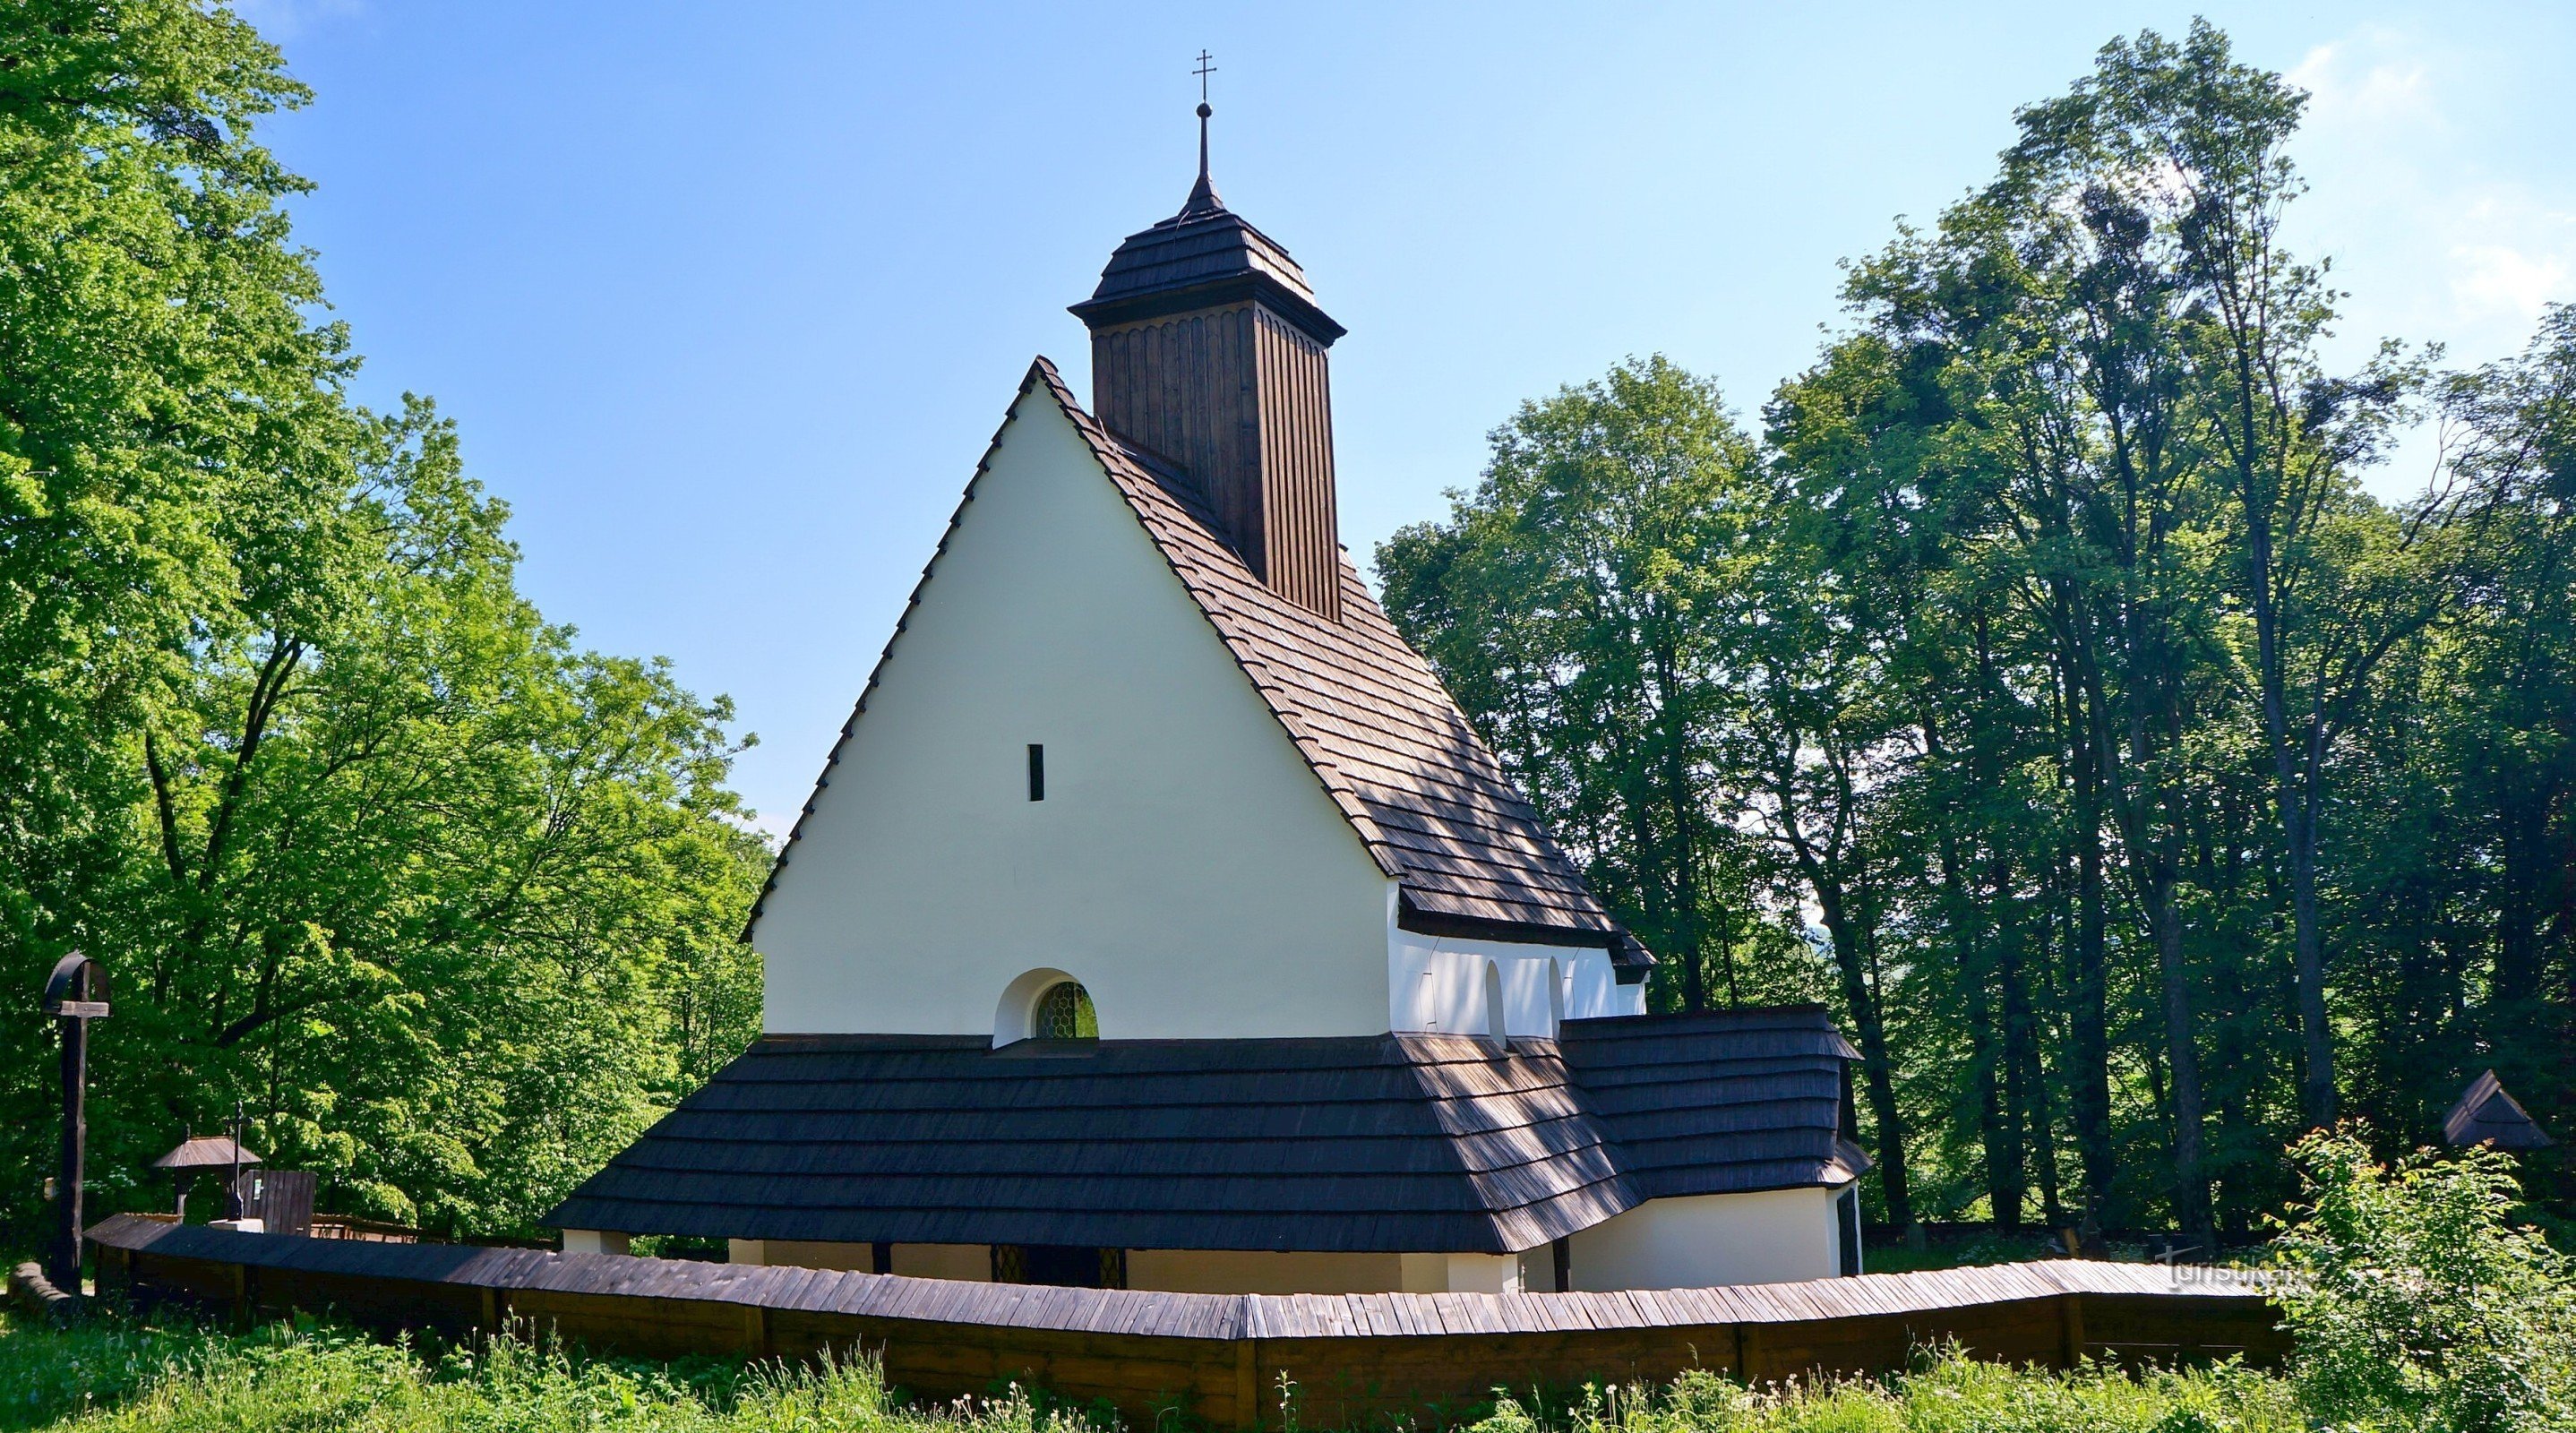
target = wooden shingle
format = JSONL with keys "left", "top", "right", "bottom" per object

{"left": 545, "top": 1009, "right": 1857, "bottom": 1254}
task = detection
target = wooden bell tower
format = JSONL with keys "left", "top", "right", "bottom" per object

{"left": 1069, "top": 90, "right": 1346, "bottom": 621}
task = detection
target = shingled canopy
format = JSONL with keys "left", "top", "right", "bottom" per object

{"left": 545, "top": 1007, "right": 1860, "bottom": 1254}
{"left": 150, "top": 1136, "right": 260, "bottom": 1171}
{"left": 2443, "top": 1069, "right": 2554, "bottom": 1151}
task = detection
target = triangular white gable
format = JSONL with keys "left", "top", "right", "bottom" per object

{"left": 754, "top": 373, "right": 1392, "bottom": 1039}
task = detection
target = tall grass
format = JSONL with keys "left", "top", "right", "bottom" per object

{"left": 0, "top": 1310, "right": 932, "bottom": 1433}
{"left": 1, "top": 1309, "right": 2299, "bottom": 1433}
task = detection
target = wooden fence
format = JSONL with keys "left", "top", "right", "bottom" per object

{"left": 87, "top": 1214, "right": 2289, "bottom": 1429}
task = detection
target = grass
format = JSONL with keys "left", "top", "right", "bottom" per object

{"left": 0, "top": 1305, "right": 2305, "bottom": 1433}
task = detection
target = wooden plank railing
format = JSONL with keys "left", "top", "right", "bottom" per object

{"left": 87, "top": 1213, "right": 2289, "bottom": 1429}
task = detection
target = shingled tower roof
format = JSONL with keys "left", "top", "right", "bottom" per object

{"left": 1068, "top": 99, "right": 1343, "bottom": 347}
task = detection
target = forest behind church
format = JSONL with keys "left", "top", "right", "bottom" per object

{"left": 1378, "top": 23, "right": 2576, "bottom": 1251}
{"left": 3, "top": 1, "right": 2568, "bottom": 1258}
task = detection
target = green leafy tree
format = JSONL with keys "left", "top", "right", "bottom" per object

{"left": 1378, "top": 356, "right": 1781, "bottom": 1015}
{"left": 2276, "top": 1128, "right": 2576, "bottom": 1431}
{"left": 1391, "top": 24, "right": 2576, "bottom": 1248}
{"left": 1, "top": 1, "right": 766, "bottom": 1244}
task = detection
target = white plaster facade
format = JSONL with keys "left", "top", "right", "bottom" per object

{"left": 665, "top": 376, "right": 1840, "bottom": 1298}
{"left": 1386, "top": 898, "right": 1644, "bottom": 1039}
{"left": 752, "top": 384, "right": 1642, "bottom": 1046}
{"left": 1566, "top": 1187, "right": 1851, "bottom": 1291}
{"left": 754, "top": 390, "right": 1391, "bottom": 1042}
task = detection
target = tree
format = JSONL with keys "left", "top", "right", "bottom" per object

{"left": 1378, "top": 356, "right": 1768, "bottom": 1013}
{"left": 1390, "top": 24, "right": 2576, "bottom": 1245}
{"left": 0, "top": 0, "right": 765, "bottom": 1245}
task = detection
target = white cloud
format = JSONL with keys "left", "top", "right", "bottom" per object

{"left": 2288, "top": 34, "right": 2435, "bottom": 129}
{"left": 2279, "top": 23, "right": 2575, "bottom": 499}
{"left": 2453, "top": 242, "right": 2574, "bottom": 327}
{"left": 2286, "top": 26, "right": 2574, "bottom": 349}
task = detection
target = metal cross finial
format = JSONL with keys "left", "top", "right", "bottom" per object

{"left": 1186, "top": 49, "right": 1220, "bottom": 207}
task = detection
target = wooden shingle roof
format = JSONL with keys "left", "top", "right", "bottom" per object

{"left": 749, "top": 360, "right": 1641, "bottom": 965}
{"left": 544, "top": 1008, "right": 1858, "bottom": 1253}
{"left": 1068, "top": 184, "right": 1344, "bottom": 345}
{"left": 1559, "top": 1008, "right": 1869, "bottom": 1200}
{"left": 2443, "top": 1069, "right": 2554, "bottom": 1150}
{"left": 87, "top": 1210, "right": 2285, "bottom": 1346}
{"left": 150, "top": 1136, "right": 261, "bottom": 1171}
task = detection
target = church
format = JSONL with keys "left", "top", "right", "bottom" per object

{"left": 548, "top": 107, "right": 1871, "bottom": 1295}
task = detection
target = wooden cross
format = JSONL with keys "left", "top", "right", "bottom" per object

{"left": 42, "top": 952, "right": 109, "bottom": 1292}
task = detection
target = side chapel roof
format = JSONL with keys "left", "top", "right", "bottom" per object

{"left": 545, "top": 1007, "right": 1861, "bottom": 1254}
{"left": 750, "top": 359, "right": 1644, "bottom": 968}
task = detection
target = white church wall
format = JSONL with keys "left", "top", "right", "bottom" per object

{"left": 1386, "top": 901, "right": 1644, "bottom": 1037}
{"left": 754, "top": 387, "right": 1392, "bottom": 1040}
{"left": 1566, "top": 1188, "right": 1844, "bottom": 1291}
{"left": 1432, "top": 1252, "right": 1525, "bottom": 1294}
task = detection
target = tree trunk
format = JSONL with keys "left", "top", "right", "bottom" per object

{"left": 1653, "top": 640, "right": 1705, "bottom": 1013}
{"left": 2245, "top": 502, "right": 2338, "bottom": 1129}
{"left": 1816, "top": 886, "right": 1911, "bottom": 1228}
{"left": 2065, "top": 703, "right": 2118, "bottom": 1226}
{"left": 2144, "top": 861, "right": 2215, "bottom": 1254}
{"left": 1989, "top": 868, "right": 2031, "bottom": 1231}
{"left": 1919, "top": 699, "right": 2016, "bottom": 1230}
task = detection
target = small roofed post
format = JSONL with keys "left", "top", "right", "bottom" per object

{"left": 227, "top": 1100, "right": 245, "bottom": 1222}
{"left": 152, "top": 1133, "right": 261, "bottom": 1223}
{"left": 2443, "top": 1069, "right": 2555, "bottom": 1152}
{"left": 41, "top": 952, "right": 109, "bottom": 1294}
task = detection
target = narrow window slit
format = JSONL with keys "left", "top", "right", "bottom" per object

{"left": 1027, "top": 743, "right": 1044, "bottom": 802}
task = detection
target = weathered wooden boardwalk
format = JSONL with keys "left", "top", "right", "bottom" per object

{"left": 88, "top": 1214, "right": 2288, "bottom": 1428}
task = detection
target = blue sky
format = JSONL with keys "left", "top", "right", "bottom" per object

{"left": 233, "top": 1, "right": 2576, "bottom": 836}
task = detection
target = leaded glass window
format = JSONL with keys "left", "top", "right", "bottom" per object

{"left": 1032, "top": 981, "right": 1097, "bottom": 1040}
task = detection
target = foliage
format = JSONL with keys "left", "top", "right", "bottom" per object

{"left": 1469, "top": 1359, "right": 2302, "bottom": 1433}
{"left": 0, "top": 1309, "right": 2311, "bottom": 1433}
{"left": 0, "top": 1309, "right": 918, "bottom": 1432}
{"left": 2272, "top": 1128, "right": 2576, "bottom": 1432}
{"left": 0, "top": 1, "right": 766, "bottom": 1244}
{"left": 1378, "top": 356, "right": 1810, "bottom": 1017}
{"left": 1378, "top": 19, "right": 2576, "bottom": 1241}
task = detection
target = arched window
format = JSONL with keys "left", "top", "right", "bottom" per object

{"left": 1031, "top": 981, "right": 1098, "bottom": 1041}
{"left": 1481, "top": 960, "right": 1507, "bottom": 1050}
{"left": 993, "top": 967, "right": 1095, "bottom": 1046}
